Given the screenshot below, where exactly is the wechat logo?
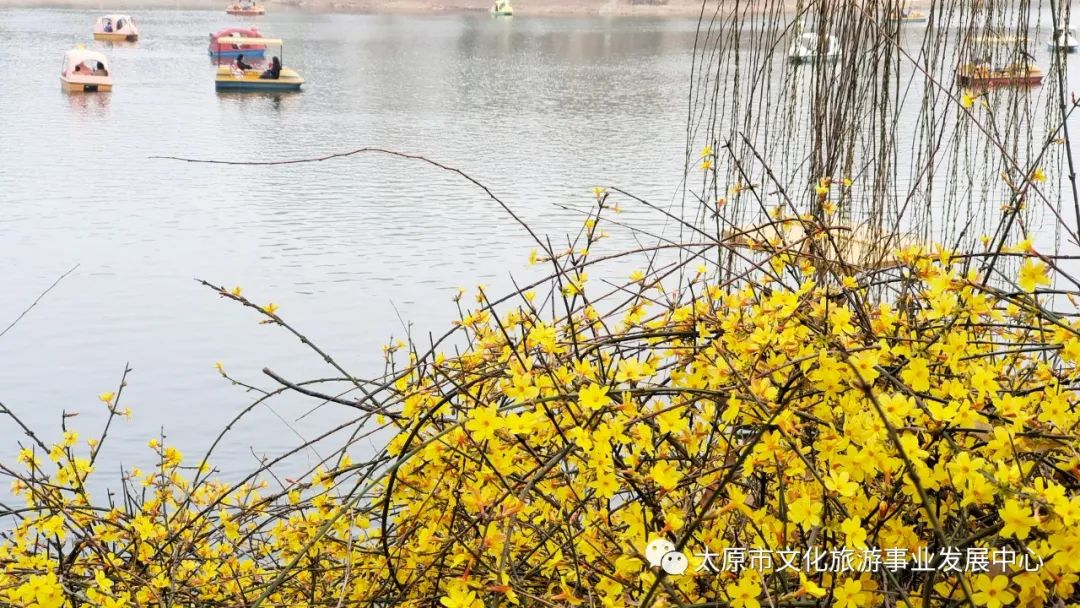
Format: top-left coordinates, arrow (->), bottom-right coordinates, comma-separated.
645,539 -> 689,575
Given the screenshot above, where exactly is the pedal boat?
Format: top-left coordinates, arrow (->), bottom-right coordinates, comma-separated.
209,27 -> 267,57
1049,28 -> 1079,52
60,48 -> 113,92
214,37 -> 302,91
226,3 -> 266,15
93,15 -> 139,42
888,9 -> 928,23
789,32 -> 840,63
956,60 -> 1044,87
490,0 -> 513,16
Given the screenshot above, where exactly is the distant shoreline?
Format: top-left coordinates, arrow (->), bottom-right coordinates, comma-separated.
3,0 -> 933,18
3,0 -> 720,17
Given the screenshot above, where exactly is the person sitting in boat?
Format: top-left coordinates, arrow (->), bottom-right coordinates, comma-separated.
260,56 -> 282,79
235,54 -> 252,71
93,61 -> 108,76
103,18 -> 113,32
116,18 -> 125,30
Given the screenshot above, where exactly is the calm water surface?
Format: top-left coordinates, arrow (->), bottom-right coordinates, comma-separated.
0,8 -> 697,478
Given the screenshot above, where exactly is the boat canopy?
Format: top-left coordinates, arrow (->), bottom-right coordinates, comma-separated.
95,15 -> 137,32
217,37 -> 282,46
62,49 -> 109,73
795,32 -> 833,45
213,27 -> 261,38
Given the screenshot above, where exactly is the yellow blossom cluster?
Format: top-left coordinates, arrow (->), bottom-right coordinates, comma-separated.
0,215 -> 1078,608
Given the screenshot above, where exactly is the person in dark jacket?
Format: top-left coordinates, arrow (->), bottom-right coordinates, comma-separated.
235,54 -> 253,71
260,56 -> 281,79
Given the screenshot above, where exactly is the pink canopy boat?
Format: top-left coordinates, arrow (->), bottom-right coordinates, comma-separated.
61,48 -> 113,92
208,26 -> 267,58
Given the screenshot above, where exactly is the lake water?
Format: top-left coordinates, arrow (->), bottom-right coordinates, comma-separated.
0,8 -> 698,479
1,6 -> 1078,484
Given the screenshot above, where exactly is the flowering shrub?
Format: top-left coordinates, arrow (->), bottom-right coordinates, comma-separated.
1,200 -> 1078,608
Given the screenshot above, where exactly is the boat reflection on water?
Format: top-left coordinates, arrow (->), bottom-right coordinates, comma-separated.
215,90 -> 298,111
65,89 -> 111,115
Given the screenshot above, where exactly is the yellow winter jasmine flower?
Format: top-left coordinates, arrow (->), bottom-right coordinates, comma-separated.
726,574 -> 761,608
1011,237 -> 1035,253
578,383 -> 611,411
37,514 -> 66,540
961,91 -> 975,109
163,446 -> 183,467
465,405 -> 501,442
1061,338 -> 1080,363
999,499 -> 1038,539
98,392 -> 115,405
131,515 -> 156,540
94,570 -> 113,592
615,358 -> 653,383
1017,259 -> 1050,292
17,448 -> 37,466
810,352 -> 844,395
650,460 -> 680,491
840,517 -> 867,548
61,431 -> 78,448
833,578 -> 865,608
262,302 -> 279,315
972,574 -> 1015,608
504,373 -> 539,403
526,323 -> 558,352
826,470 -> 859,497
798,573 -> 827,598
848,349 -> 880,384
900,357 -> 931,392
591,471 -> 620,499
440,581 -> 481,608
1031,167 -> 1047,183
879,392 -> 913,422
789,495 -> 823,527
11,573 -> 64,608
